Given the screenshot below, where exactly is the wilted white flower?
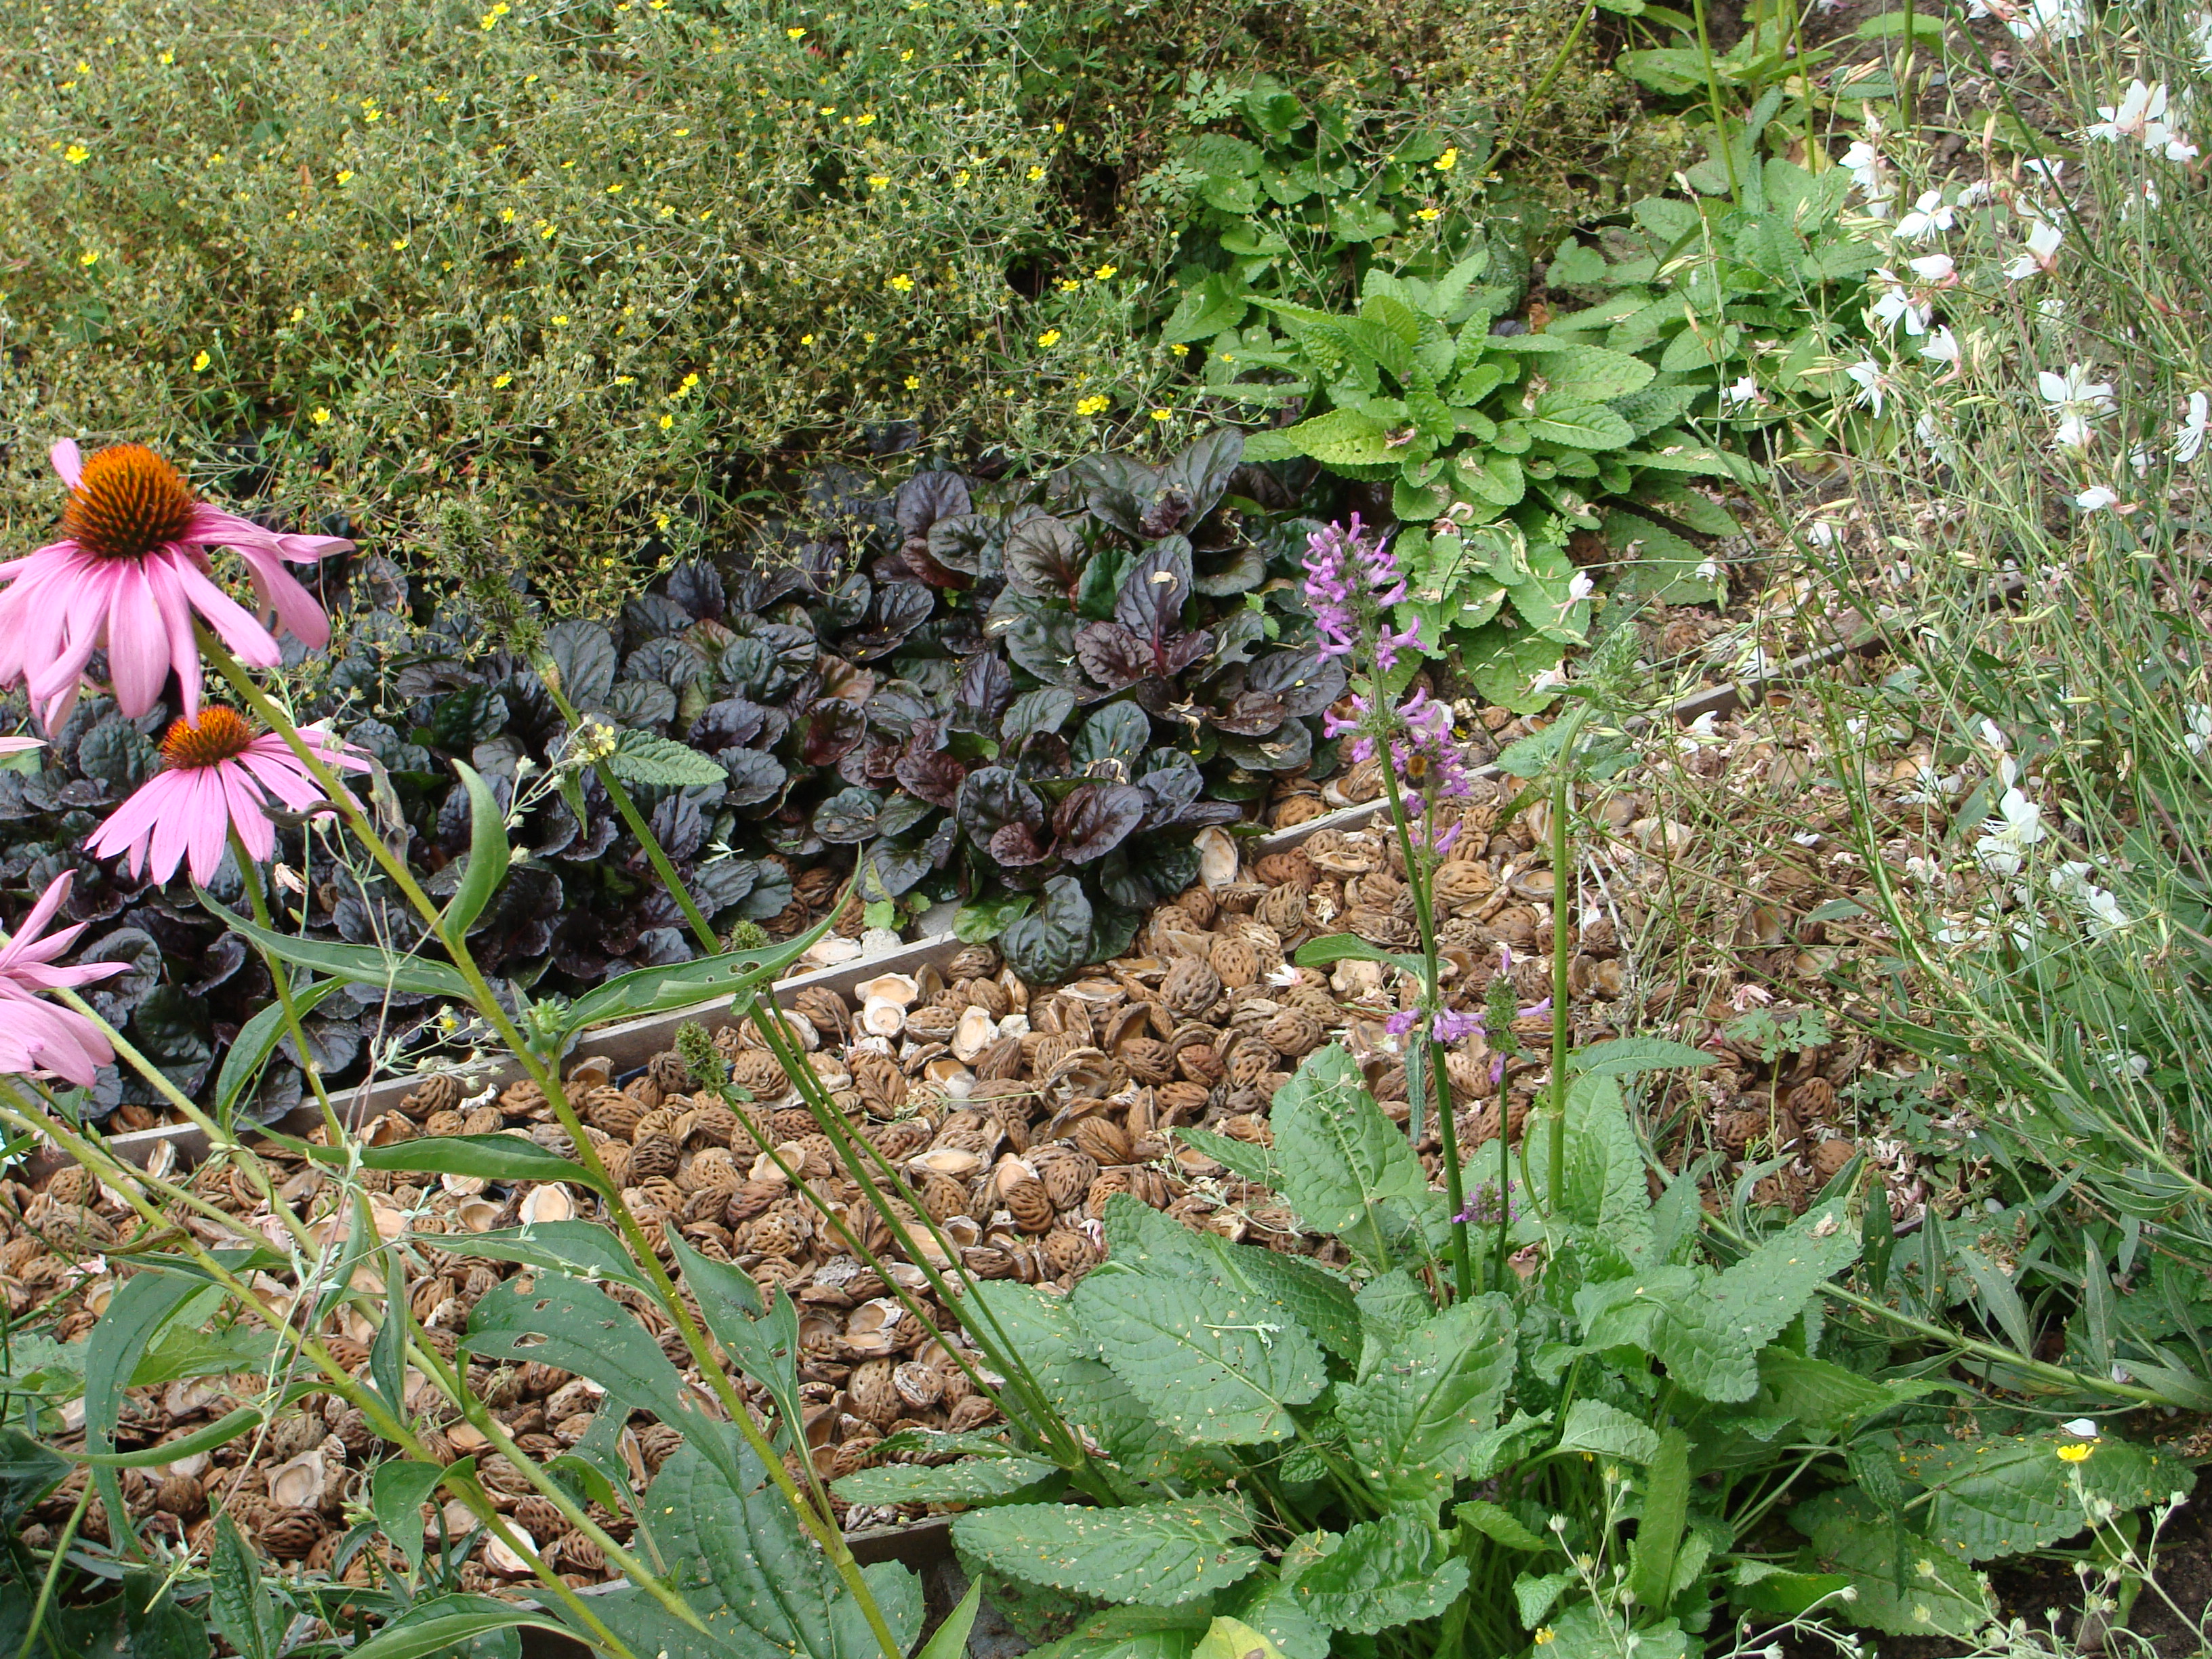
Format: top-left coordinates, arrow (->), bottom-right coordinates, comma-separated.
1721,373 -> 1764,407
2182,703 -> 2212,756
1916,411 -> 1957,464
2038,363 -> 2116,449
1895,190 -> 1956,240
2062,1419 -> 2100,1439
1920,326 -> 1962,367
2175,392 -> 2210,463
1967,0 -> 2087,41
1566,571 -> 1595,601
2074,484 -> 2120,511
2050,861 -> 2130,936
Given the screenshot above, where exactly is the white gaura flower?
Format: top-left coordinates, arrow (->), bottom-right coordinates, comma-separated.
1975,774 -> 2045,878
2074,484 -> 2120,511
2038,363 -> 2116,449
1917,411 -> 1957,464
1721,374 -> 1763,407
2050,861 -> 2130,937
1847,357 -> 1890,415
1905,252 -> 1958,284
2089,79 -> 2169,144
1896,190 -> 1956,240
2196,10 -> 2212,70
2004,214 -> 2065,280
2183,703 -> 2212,756
1920,326 -> 1962,367
1968,0 -> 2087,40
2175,391 -> 2211,463
1868,270 -> 1932,335
1566,571 -> 1595,602
1840,137 -> 1896,215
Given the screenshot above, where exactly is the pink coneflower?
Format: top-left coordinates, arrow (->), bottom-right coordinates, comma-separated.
0,737 -> 42,759
85,706 -> 369,886
0,872 -> 125,1088
0,441 -> 352,731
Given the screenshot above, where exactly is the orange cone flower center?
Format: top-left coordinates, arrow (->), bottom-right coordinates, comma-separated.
60,445 -> 197,560
160,706 -> 258,769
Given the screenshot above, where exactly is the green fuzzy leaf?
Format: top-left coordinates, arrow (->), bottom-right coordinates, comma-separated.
1513,1570 -> 1572,1628
1240,408 -> 1397,467
1176,1126 -> 1281,1190
1556,1397 -> 1662,1464
1542,1604 -> 1686,1659
1165,278 -> 1250,346
1456,1500 -> 1547,1552
1601,508 -> 1723,605
605,726 -> 728,786
1521,401 -> 1635,451
1793,1492 -> 1992,1637
207,1515 -> 280,1659
1072,1263 -> 1328,1443
1531,343 -> 1656,401
1755,1351 -> 1939,1432
1292,1512 -> 1469,1635
833,1454 -> 1059,1506
1336,1294 -> 1515,1500
1271,1045 -> 1431,1263
1651,1202 -> 1860,1401
461,1273 -> 690,1422
953,1497 -> 1261,1605
1292,933 -> 1425,976
1026,1605 -> 1211,1659
1571,1038 -> 1715,1077
1894,1433 -> 2192,1563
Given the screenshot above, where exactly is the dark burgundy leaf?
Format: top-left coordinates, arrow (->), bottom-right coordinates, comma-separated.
845,581 -> 936,661
1114,539 -> 1194,643
895,745 -> 968,809
666,562 -> 724,619
926,513 -> 998,578
990,821 -> 1057,867
878,791 -> 937,838
1004,610 -> 1085,689
1003,515 -> 1084,600
999,875 -> 1096,985
691,698 -> 771,752
1053,783 -> 1148,863
894,471 -> 972,536
1211,690 -> 1290,736
953,652 -> 1015,733
1002,687 -> 1076,747
956,766 -> 1045,842
800,699 -> 867,766
863,840 -> 933,899
1160,428 -> 1245,521
1074,622 -> 1151,691
812,787 -> 882,843
1248,648 -> 1345,717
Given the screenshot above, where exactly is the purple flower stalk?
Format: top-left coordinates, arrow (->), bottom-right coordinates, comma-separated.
1385,1005 -> 1488,1044
1455,1183 -> 1516,1227
1303,515 -> 1407,667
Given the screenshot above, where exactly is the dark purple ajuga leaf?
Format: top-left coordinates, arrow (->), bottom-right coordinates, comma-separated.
720,747 -> 788,808
651,791 -> 707,861
1002,687 -> 1076,748
865,680 -> 941,735
1073,622 -> 1151,692
844,581 -> 935,661
812,786 -> 882,844
666,562 -> 725,620
998,875 -> 1096,985
1162,628 -> 1214,676
1210,689 -> 1291,737
953,652 -> 1015,734
894,744 -> 968,809
877,791 -> 937,838
863,840 -> 933,899
691,698 -> 772,752
1003,609 -> 1086,689
926,513 -> 998,577
956,766 -> 1046,843
989,821 -> 1057,867
800,699 -> 867,766
1114,539 -> 1194,644
1160,428 -> 1245,522
813,571 -> 874,631
817,656 -> 878,703
839,735 -> 903,788
1247,647 -> 1345,717
1003,514 -> 1084,602
1072,700 -> 1151,771
895,471 -> 973,537
623,594 -> 694,639
1053,782 -> 1148,863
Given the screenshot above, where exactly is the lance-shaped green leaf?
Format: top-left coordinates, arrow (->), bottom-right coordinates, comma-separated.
434,1221 -> 655,1294
953,1496 -> 1261,1605
1291,934 -> 1425,977
215,976 -> 342,1119
373,1459 -> 449,1583
1627,1428 -> 1689,1612
1652,1202 -> 1860,1401
308,1132 -> 610,1195
558,903 -> 838,1036
444,760 -> 511,936
1755,1351 -> 1940,1433
1072,1264 -> 1327,1444
669,1231 -> 805,1448
201,895 -> 472,1000
84,1266 -> 203,1552
207,1515 -> 279,1659
343,1595 -> 568,1659
460,1273 -> 690,1423
0,1429 -> 67,1530
1292,1512 -> 1469,1635
1335,1294 -> 1516,1500
1025,1604 -> 1212,1659
1570,1038 -> 1715,1078
832,1453 -> 1058,1507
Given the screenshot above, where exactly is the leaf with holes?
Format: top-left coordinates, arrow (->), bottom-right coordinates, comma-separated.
952,1496 -> 1260,1605
1271,1046 -> 1431,1264
1291,1512 -> 1469,1635
1336,1294 -> 1517,1500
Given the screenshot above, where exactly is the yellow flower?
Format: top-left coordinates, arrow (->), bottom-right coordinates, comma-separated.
1416,207 -> 1440,221
479,1 -> 510,26
787,25 -> 807,37
1036,329 -> 1061,348
900,47 -> 913,59
955,169 -> 970,186
615,374 -> 636,384
607,182 -> 623,193
800,333 -> 815,346
904,375 -> 920,389
310,407 -> 332,424
888,274 -> 914,292
1026,165 -> 1045,181
79,249 -> 98,267
493,371 -> 512,387
1076,394 -> 1109,415
681,372 -> 699,388
1056,277 -> 1080,292
64,144 -> 89,165
659,204 -> 676,217
290,306 -> 305,322
1149,407 -> 1171,422
1170,342 -> 1188,356
868,174 -> 891,190
552,314 -> 570,325
1435,146 -> 1458,173
336,169 -> 354,184
819,105 -> 836,115
2057,1443 -> 2093,1463
674,127 -> 690,136
658,413 -> 674,429
855,112 -> 875,126
390,236 -> 409,251
1534,1630 -> 1555,1647
192,350 -> 211,372
540,223 -> 557,239
1094,264 -> 1117,279
501,207 -> 516,223
863,331 -> 878,343
159,49 -> 174,64
1053,121 -> 1066,134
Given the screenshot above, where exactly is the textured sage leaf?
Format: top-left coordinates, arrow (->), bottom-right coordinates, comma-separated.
952,1497 -> 1260,1605
1291,1512 -> 1468,1635
1651,1202 -> 1859,1401
1335,1294 -> 1515,1500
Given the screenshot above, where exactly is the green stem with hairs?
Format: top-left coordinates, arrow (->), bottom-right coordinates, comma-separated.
1547,747 -> 1576,1214
193,630 -> 907,1659
226,822 -> 343,1141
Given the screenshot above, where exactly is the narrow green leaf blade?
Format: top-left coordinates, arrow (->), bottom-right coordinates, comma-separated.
445,760 -> 511,936
373,1459 -> 447,1582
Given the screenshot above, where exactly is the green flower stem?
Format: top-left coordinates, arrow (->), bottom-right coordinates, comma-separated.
592,758 -> 722,956
226,823 -> 343,1142
11,1481 -> 92,1659
743,1000 -> 1107,1485
1547,752 -> 1574,1215
0,1086 -> 667,1658
195,633 -> 906,1659
1691,0 -> 1741,203
1374,738 -> 1473,1300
